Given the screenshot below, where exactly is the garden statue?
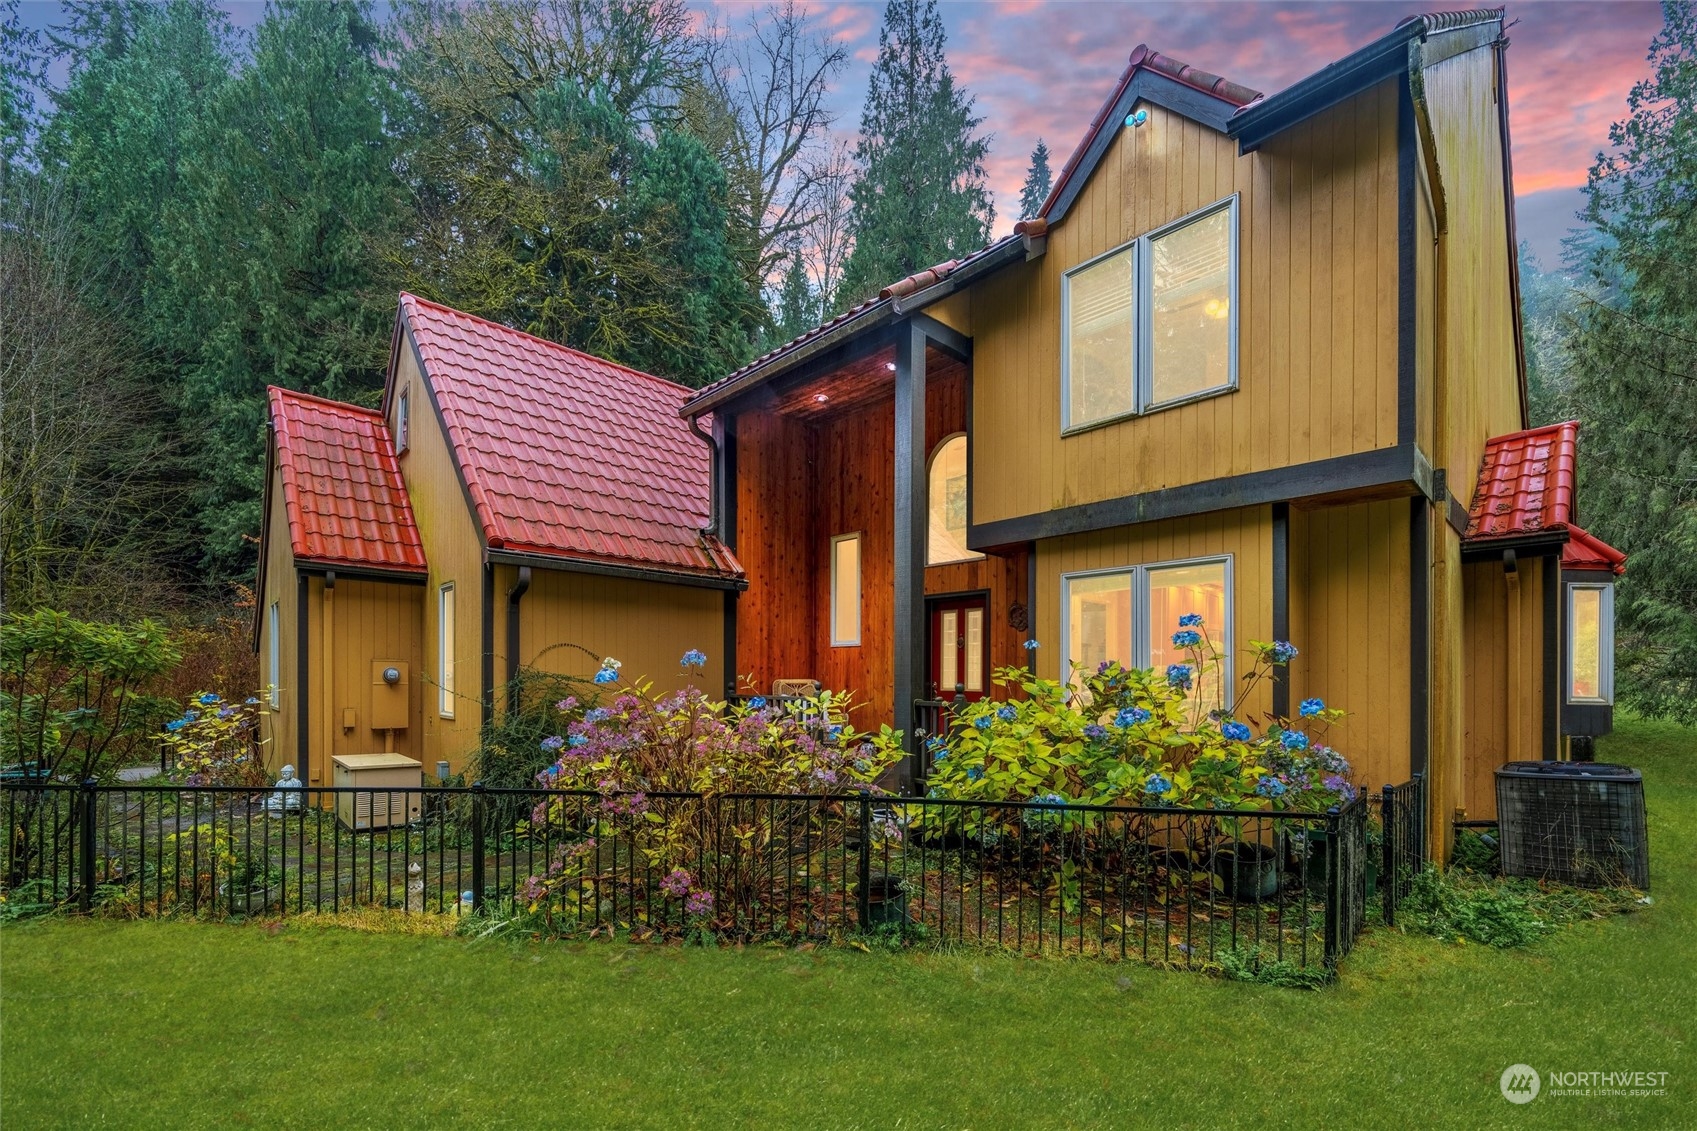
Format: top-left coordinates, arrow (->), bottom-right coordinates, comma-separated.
266,764 -> 304,815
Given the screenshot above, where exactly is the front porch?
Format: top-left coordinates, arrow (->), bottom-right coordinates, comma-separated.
703,314 -> 1029,789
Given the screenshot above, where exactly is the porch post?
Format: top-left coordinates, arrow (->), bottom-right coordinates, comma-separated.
892,321 -> 927,793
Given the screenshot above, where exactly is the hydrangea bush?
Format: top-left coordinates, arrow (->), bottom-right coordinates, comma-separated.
920,619 -> 1356,815
162,691 -> 270,788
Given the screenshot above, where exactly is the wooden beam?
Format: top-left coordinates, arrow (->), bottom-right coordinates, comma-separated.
892,321 -> 928,791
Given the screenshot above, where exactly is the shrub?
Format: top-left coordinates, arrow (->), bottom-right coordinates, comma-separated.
162,691 -> 269,787
1396,866 -> 1640,947
923,618 -> 1357,814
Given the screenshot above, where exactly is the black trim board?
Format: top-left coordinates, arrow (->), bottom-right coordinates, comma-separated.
1409,497 -> 1430,778
485,548 -> 747,592
480,563 -> 494,729
294,563 -> 428,586
968,443 -> 1429,550
1542,553 -> 1559,758
1046,70 -> 1239,224
296,570 -> 310,785
1271,503 -> 1290,719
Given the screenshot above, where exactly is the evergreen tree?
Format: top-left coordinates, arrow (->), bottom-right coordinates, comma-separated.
1,0 -> 45,175
152,0 -> 403,573
1018,138 -> 1051,220
772,247 -> 817,344
835,0 -> 991,309
1564,5 -> 1697,722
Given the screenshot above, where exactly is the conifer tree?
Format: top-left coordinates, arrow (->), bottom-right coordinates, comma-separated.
1018,138 -> 1051,220
835,0 -> 991,309
773,247 -> 817,343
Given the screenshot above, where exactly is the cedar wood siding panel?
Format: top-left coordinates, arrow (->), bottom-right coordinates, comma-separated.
302,576 -> 426,783
734,410 -> 819,699
1034,505 -> 1275,726
1289,499 -> 1413,797
502,565 -> 726,699
967,80 -> 1401,528
390,339 -> 487,771
1461,557 -> 1547,819
259,460 -> 299,773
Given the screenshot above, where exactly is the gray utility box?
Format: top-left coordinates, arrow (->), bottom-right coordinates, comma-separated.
333,753 -> 423,832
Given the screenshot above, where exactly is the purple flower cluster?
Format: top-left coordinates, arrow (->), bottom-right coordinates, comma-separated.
660,868 -> 693,898
684,890 -> 714,917
1269,641 -> 1299,663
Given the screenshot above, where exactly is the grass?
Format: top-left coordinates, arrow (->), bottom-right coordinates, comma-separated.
2,716 -> 1693,1129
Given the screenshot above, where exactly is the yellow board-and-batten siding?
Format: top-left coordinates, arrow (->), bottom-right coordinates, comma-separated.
258,460 -> 299,770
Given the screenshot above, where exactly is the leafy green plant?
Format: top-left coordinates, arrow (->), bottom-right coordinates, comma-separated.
1396,866 -> 1640,948
1217,946 -> 1332,990
162,691 -> 269,787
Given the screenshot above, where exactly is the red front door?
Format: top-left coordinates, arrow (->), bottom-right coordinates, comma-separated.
929,597 -> 989,702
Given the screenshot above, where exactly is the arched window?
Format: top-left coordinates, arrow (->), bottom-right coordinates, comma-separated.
928,434 -> 981,565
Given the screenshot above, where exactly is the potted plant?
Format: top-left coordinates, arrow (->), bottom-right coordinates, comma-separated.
1212,840 -> 1280,901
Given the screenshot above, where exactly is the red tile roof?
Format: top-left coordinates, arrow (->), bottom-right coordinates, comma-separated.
1562,526 -> 1627,575
398,294 -> 742,581
1464,420 -> 1579,542
1038,44 -> 1261,221
268,387 -> 426,574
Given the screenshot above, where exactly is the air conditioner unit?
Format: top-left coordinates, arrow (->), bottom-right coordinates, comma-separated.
1495,761 -> 1648,889
333,753 -> 423,832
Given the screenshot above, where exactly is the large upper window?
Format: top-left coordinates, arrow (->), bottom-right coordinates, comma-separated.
1567,583 -> 1614,704
927,434 -> 982,565
1062,196 -> 1239,430
830,533 -> 862,646
1062,557 -> 1232,709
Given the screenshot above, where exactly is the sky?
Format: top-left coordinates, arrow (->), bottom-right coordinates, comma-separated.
18,1 -> 1664,267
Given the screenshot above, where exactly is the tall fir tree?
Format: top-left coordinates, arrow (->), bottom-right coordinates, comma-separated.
1564,4 -> 1697,722
835,0 -> 991,309
1018,138 -> 1051,220
772,247 -> 817,344
152,0 -> 403,573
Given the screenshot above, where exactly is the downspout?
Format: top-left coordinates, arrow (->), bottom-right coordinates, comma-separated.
323,570 -> 336,774
687,414 -> 720,538
1503,550 -> 1523,760
506,566 -> 532,715
296,571 -> 310,790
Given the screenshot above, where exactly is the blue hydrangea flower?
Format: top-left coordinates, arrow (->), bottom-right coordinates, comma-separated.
568,735 -> 588,749
1178,613 -> 1203,627
593,668 -> 618,685
1280,730 -> 1310,751
1144,773 -> 1173,797
1171,629 -> 1202,648
1022,639 -> 1040,651
165,718 -> 188,733
245,697 -> 260,706
747,696 -> 767,709
1270,641 -> 1299,663
198,693 -> 221,706
541,735 -> 566,752
972,715 -> 992,730
1221,721 -> 1252,742
1032,792 -> 1066,808
584,707 -> 609,724
826,724 -> 844,742
1083,724 -> 1109,740
184,709 -> 200,721
1323,774 -> 1356,802
966,766 -> 984,781
1166,664 -> 1193,690
681,649 -> 707,668
1114,706 -> 1151,728
1255,775 -> 1288,799
996,704 -> 1017,722
1299,697 -> 1325,717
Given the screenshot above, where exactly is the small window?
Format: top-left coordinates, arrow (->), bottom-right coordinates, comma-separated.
1063,196 -> 1239,430
830,534 -> 861,646
396,388 -> 410,454
267,602 -> 280,709
1567,583 -> 1614,705
438,582 -> 456,717
927,434 -> 982,565
1061,556 -> 1232,710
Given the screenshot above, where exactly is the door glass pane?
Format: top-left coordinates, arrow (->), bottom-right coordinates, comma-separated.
940,610 -> 958,694
1066,247 -> 1134,426
928,436 -> 979,564
964,608 -> 984,692
1570,587 -> 1602,701
1147,561 -> 1228,709
832,535 -> 861,644
1066,573 -> 1132,690
1149,207 -> 1232,405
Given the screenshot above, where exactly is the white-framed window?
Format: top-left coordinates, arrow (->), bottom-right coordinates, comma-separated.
927,434 -> 982,566
830,533 -> 862,646
438,582 -> 456,717
1061,556 -> 1233,708
267,602 -> 280,709
1062,195 -> 1239,431
1567,582 -> 1614,705
396,387 -> 410,453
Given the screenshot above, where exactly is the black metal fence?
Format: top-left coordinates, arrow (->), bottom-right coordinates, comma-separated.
1379,773 -> 1426,926
4,780 -> 1370,974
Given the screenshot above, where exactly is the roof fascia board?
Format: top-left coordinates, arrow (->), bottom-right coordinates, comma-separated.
294,562 -> 428,585
487,547 -> 748,592
686,306 -> 901,418
1231,29 -> 1413,152
1045,71 -> 1238,225
252,421 -> 279,652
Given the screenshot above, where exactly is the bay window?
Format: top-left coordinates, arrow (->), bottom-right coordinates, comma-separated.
1567,582 -> 1614,705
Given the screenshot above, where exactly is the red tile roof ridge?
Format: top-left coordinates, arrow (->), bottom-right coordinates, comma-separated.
398,292 -> 694,399
1475,418 -> 1580,445
1562,525 -> 1627,575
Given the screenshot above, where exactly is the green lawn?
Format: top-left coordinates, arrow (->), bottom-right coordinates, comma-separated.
3,718 -> 1693,1130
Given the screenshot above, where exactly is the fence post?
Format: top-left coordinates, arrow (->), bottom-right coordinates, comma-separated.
1322,806 -> 1341,972
78,779 -> 98,914
470,781 -> 486,914
1381,783 -> 1396,927
856,790 -> 872,932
